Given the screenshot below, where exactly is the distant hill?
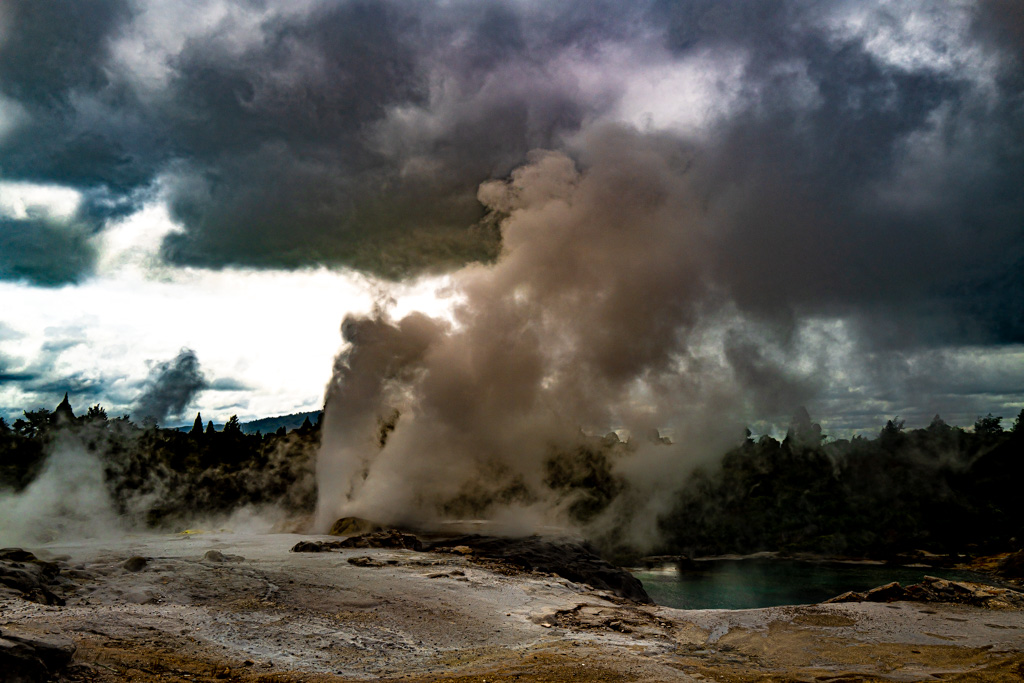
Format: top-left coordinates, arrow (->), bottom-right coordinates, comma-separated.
241,410 -> 322,435
169,410 -> 322,434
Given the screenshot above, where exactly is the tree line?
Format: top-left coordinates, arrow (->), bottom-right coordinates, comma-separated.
2,395 -> 1022,559
0,396 -> 320,527
654,408 -> 1024,559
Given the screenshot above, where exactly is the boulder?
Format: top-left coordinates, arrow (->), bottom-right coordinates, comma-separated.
0,549 -> 65,606
291,541 -> 331,553
0,629 -> 76,682
0,637 -> 47,683
123,556 -> 148,572
203,550 -> 244,563
824,590 -> 867,604
865,582 -> 908,602
338,530 -> 424,551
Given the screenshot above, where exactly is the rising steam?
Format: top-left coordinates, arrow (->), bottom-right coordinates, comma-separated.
133,348 -> 207,425
316,130 -> 814,548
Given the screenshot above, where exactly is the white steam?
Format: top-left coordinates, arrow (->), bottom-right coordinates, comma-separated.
0,435 -> 122,546
315,129 -> 816,549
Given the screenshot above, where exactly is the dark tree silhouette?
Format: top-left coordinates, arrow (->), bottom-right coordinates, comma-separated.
975,413 -> 1004,436
53,393 -> 76,424
223,415 -> 242,435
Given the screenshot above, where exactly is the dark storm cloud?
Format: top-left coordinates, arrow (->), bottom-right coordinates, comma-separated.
0,182 -> 148,286
207,377 -> 252,392
0,0 -> 1021,347
156,0 -> 608,277
0,0 -> 147,190
632,1 -> 1024,347
0,350 -> 36,384
132,348 -> 207,424
0,214 -> 98,286
0,0 -> 615,279
0,332 -> 105,406
28,374 -> 106,398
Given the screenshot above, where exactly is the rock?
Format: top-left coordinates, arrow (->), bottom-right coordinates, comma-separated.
823,590 -> 867,604
865,582 -> 908,602
823,576 -> 1024,609
291,541 -> 325,553
123,556 -> 148,572
0,637 -> 48,682
0,629 -> 76,682
998,550 -> 1024,579
0,549 -> 65,605
347,556 -> 385,568
427,535 -> 652,604
0,549 -> 39,562
338,530 -> 424,552
329,517 -> 383,536
291,530 -> 650,602
290,540 -> 346,553
203,550 -> 244,563
1,631 -> 75,671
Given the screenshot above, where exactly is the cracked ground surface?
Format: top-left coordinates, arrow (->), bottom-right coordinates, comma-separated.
3,532 -> 1023,682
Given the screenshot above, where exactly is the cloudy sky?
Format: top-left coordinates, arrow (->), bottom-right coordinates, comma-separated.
0,0 -> 1021,435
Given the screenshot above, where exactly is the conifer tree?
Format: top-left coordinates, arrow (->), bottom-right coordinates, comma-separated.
190,413 -> 204,436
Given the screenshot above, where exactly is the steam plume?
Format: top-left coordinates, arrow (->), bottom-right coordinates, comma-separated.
316,133 -> 814,547
133,348 -> 206,424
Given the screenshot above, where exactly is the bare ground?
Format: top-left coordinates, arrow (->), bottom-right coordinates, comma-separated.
3,532 -> 1023,682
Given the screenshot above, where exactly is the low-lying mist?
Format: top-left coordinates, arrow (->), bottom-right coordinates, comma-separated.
0,414 -> 319,548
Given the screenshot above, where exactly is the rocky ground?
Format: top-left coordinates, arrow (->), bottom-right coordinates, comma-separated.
2,531 -> 1024,682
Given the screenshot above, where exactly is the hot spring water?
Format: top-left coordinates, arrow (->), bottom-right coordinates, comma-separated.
631,559 -> 992,610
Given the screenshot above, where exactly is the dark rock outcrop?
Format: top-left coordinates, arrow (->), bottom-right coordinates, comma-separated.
0,548 -> 65,605
824,575 -> 1024,609
123,556 -> 149,572
998,550 -> 1024,579
0,629 -> 76,682
291,540 -> 352,552
338,529 -> 424,551
426,535 -> 652,604
297,524 -> 652,604
203,550 -> 244,563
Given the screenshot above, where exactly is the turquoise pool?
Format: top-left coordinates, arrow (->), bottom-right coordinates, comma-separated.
631,559 -> 991,610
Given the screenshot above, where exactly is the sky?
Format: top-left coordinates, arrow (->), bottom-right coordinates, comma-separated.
0,0 -> 1022,436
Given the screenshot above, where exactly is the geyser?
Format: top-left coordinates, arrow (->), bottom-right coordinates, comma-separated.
315,131 -> 814,549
